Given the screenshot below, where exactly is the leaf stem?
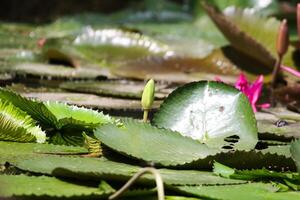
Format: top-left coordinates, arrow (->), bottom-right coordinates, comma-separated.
109,167 -> 164,200
143,109 -> 149,123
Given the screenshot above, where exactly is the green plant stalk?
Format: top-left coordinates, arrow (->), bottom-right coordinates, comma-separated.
143,109 -> 149,123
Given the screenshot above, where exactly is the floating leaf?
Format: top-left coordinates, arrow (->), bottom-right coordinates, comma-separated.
22,92 -> 163,111
0,175 -> 114,198
202,2 -> 295,73
291,140 -> 300,173
213,161 -> 300,183
44,101 -> 113,130
60,80 -> 168,99
94,119 -> 220,166
0,141 -> 88,164
256,111 -> 300,139
111,50 -> 241,83
0,87 -> 56,128
173,183 -> 300,200
153,81 -> 257,150
0,100 -> 45,143
42,28 -> 174,68
8,155 -> 245,186
1,63 -> 106,80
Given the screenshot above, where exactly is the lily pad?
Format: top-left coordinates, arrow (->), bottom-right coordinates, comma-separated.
111,49 -> 241,83
60,80 -> 169,99
0,141 -> 88,164
0,100 -> 46,143
8,155 -> 245,186
42,28 -> 174,68
94,119 -> 220,166
0,175 -> 114,198
153,81 -> 258,150
22,92 -> 163,111
202,2 -> 295,71
173,183 -> 300,200
291,140 -> 300,172
1,63 -> 107,80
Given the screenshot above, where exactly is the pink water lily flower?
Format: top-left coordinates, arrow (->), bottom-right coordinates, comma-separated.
234,73 -> 270,112
215,74 -> 270,112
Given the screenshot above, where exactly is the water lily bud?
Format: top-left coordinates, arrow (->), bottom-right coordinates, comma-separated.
141,79 -> 155,110
297,4 -> 300,40
276,19 -> 289,56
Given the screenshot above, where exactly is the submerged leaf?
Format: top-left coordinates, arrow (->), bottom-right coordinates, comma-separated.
153,81 -> 258,150
94,119 -> 220,166
0,100 -> 46,143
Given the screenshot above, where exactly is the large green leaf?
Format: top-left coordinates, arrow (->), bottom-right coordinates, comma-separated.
0,88 -> 115,137
291,140 -> 300,173
174,183 -> 300,200
0,175 -> 114,198
0,88 -> 56,128
94,119 -> 220,166
60,80 -> 168,99
202,2 -> 295,71
8,156 -> 245,186
213,161 -> 300,184
42,28 -> 174,68
0,141 -> 88,164
153,81 -> 257,150
1,62 -> 107,80
0,100 -> 46,143
44,101 -> 114,130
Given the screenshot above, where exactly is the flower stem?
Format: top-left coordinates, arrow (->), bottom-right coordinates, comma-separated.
143,109 -> 149,123
109,167 -> 164,200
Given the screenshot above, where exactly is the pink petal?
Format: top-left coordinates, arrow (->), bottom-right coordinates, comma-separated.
248,75 -> 264,105
235,73 -> 249,93
251,103 -> 257,113
256,103 -> 271,109
281,65 -> 300,78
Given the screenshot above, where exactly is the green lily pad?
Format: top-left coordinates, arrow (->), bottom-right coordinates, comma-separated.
0,141 -> 88,164
256,110 -> 300,139
153,81 -> 258,150
291,140 -> 300,173
213,161 -> 300,183
8,155 -> 245,186
0,100 -> 46,143
22,92 -> 163,110
60,80 -> 169,99
1,63 -> 107,80
94,119 -> 220,166
111,49 -> 241,83
202,2 -> 295,72
0,175 -> 114,198
42,28 -> 174,68
173,183 -> 300,200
